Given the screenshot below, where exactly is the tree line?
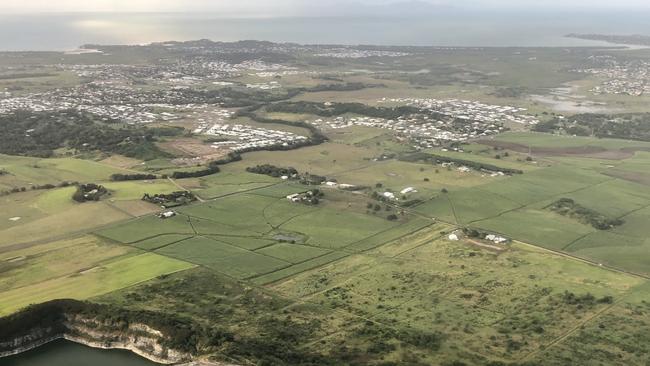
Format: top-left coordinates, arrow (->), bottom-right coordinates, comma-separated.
534,113 -> 650,142
0,181 -> 77,197
400,152 -> 524,175
170,152 -> 242,179
264,101 -> 442,121
246,164 -> 298,178
110,173 -> 158,181
546,198 -> 624,230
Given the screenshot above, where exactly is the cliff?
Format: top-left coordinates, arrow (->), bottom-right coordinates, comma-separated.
0,299 -> 238,366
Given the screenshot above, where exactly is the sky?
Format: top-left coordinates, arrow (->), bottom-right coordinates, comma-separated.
1,0 -> 650,15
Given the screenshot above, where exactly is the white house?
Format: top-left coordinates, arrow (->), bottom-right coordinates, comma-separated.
400,187 -> 417,195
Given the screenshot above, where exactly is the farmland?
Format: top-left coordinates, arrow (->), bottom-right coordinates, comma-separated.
1,41 -> 650,365
0,235 -> 194,316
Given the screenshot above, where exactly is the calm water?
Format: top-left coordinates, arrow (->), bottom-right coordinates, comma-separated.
2,11 -> 650,51
0,340 -> 160,366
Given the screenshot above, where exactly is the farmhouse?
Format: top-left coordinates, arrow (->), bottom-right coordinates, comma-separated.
286,193 -> 302,203
400,187 -> 417,195
158,211 -> 177,219
485,234 -> 509,244
286,190 -> 325,205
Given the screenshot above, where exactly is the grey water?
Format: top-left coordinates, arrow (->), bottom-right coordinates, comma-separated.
2,11 -> 650,51
0,340 -> 160,366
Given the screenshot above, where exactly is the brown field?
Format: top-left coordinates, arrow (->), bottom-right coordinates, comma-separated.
602,169 -> 650,186
158,138 -> 231,165
478,139 -> 650,160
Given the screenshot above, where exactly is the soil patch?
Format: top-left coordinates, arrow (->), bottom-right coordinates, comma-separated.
478,139 -> 649,160
602,169 -> 650,186
158,138 -> 231,166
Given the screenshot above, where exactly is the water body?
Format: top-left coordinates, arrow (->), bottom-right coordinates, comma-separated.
2,11 -> 650,51
0,340 -> 160,366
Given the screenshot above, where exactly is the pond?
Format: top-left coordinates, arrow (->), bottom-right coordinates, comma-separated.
0,340 -> 161,366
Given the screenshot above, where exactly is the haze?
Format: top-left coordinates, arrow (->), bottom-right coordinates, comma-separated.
2,0 -> 650,15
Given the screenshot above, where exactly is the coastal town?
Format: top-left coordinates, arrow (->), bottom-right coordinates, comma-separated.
572,55 -> 650,96
310,97 -> 537,147
386,98 -> 539,125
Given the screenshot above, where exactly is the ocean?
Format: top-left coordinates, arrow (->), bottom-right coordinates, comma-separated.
2,10 -> 650,51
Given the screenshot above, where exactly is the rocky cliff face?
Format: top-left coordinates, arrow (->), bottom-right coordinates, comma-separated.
0,299 -> 240,366
63,315 -> 191,364
0,315 -> 191,364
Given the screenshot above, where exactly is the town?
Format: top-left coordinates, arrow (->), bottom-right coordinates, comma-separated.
198,123 -> 308,152
572,55 -> 650,96
309,97 -> 537,147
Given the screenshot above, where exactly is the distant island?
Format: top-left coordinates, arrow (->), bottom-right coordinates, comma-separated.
566,33 -> 650,46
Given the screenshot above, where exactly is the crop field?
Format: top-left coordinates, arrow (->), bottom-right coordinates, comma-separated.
388,133 -> 650,275
0,182 -> 176,248
0,155 -> 135,188
95,181 -> 432,283
0,235 -> 194,316
225,142 -> 383,176
157,236 -> 289,279
191,169 -> 280,199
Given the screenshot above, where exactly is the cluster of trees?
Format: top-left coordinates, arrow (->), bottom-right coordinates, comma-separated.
178,87 -> 304,108
0,110 -> 175,160
170,153 -> 242,179
355,322 -> 444,354
561,291 -> 614,306
211,152 -> 243,165
400,152 -> 524,175
547,198 -> 624,230
490,87 -> 529,99
534,113 -> 650,142
235,105 -> 328,146
72,183 -> 108,202
366,200 -> 403,221
0,181 -> 77,197
300,173 -> 328,185
175,81 -> 379,109
265,101 -> 437,120
462,227 -> 508,242
246,164 -> 298,178
171,164 -> 220,179
304,189 -> 324,205
142,191 -> 196,208
304,82 -> 384,93
110,173 -> 158,181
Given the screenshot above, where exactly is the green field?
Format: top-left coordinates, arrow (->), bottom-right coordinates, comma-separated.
0,235 -> 194,316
